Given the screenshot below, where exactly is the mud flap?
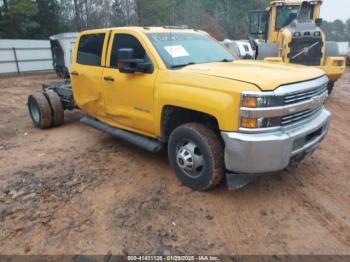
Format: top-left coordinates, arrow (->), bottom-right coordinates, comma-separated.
225,173 -> 258,191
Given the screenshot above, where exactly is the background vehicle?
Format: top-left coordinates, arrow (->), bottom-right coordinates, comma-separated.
27,27 -> 331,191
222,39 -> 255,59
337,42 -> 349,57
249,0 -> 346,94
50,32 -> 78,78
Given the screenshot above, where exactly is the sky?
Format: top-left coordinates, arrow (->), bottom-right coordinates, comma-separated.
320,0 -> 350,22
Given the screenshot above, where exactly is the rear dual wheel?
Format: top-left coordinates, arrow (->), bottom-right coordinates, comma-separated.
46,91 -> 64,126
27,92 -> 64,129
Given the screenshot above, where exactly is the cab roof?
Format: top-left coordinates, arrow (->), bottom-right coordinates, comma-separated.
270,0 -> 322,5
79,26 -> 207,35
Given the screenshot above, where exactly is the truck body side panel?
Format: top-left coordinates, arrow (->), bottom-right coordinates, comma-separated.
70,30 -> 110,119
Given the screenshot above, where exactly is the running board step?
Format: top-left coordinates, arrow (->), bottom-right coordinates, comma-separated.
80,116 -> 163,153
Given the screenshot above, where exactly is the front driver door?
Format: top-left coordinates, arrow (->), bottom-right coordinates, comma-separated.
102,31 -> 158,136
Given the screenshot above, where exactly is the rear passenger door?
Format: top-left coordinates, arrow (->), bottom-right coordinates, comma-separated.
103,31 -> 158,136
70,31 -> 109,118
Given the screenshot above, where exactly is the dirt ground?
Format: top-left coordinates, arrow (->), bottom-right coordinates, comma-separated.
0,70 -> 350,256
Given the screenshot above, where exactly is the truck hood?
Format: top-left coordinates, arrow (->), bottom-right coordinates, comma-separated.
183,60 -> 325,91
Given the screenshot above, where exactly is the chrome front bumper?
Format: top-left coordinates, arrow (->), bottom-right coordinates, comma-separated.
221,108 -> 331,174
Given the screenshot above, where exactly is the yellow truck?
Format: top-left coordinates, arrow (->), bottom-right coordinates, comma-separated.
249,0 -> 346,94
27,27 -> 331,190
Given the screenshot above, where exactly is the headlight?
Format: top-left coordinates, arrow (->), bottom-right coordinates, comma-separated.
240,93 -> 283,129
241,117 -> 281,128
242,94 -> 283,108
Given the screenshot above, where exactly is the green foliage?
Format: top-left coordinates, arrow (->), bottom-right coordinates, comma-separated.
0,0 -> 39,38
130,0 -> 270,39
0,0 -> 349,41
30,0 -> 68,38
0,0 -> 67,39
321,19 -> 350,41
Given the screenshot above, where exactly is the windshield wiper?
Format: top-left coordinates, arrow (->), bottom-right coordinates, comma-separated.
220,59 -> 234,62
170,62 -> 196,69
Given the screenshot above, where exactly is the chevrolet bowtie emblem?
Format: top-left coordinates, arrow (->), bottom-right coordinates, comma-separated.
312,96 -> 322,106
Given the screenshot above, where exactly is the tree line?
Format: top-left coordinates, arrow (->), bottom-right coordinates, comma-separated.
0,0 -> 271,39
1,0 -> 350,42
321,19 -> 350,42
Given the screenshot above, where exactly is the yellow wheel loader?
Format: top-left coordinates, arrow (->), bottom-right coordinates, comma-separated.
249,0 -> 346,94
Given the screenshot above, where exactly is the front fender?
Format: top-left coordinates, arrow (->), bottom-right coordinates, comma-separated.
154,83 -> 241,135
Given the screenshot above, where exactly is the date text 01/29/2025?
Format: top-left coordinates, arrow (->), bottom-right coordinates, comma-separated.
127,255 -> 220,261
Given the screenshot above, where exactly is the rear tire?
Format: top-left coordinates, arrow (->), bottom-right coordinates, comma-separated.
46,91 -> 64,126
27,93 -> 53,129
328,82 -> 335,95
168,123 -> 224,191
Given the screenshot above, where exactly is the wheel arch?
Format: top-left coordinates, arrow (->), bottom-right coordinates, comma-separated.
160,105 -> 221,143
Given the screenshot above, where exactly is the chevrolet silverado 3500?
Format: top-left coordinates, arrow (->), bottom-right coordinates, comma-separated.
27,27 -> 331,190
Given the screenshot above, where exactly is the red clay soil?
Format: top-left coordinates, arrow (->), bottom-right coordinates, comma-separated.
0,71 -> 350,255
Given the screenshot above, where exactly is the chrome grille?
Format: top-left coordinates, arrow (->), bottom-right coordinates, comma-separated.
281,106 -> 323,126
284,83 -> 328,105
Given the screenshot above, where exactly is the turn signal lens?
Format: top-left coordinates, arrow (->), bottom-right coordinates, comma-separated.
242,97 -> 257,108
241,118 -> 257,128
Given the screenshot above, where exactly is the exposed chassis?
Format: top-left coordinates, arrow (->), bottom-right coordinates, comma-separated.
42,81 -> 75,110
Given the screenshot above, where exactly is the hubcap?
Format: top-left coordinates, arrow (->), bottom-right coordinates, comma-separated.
30,101 -> 40,123
176,140 -> 204,178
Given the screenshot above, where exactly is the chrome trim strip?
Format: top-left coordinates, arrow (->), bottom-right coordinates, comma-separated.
239,126 -> 281,133
274,75 -> 329,96
240,75 -> 329,97
240,91 -> 327,118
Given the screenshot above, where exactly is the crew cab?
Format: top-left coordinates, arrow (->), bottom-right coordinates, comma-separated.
27,27 -> 331,190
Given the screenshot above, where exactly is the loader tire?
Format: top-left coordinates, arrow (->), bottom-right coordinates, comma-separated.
168,123 -> 224,191
27,93 -> 53,129
46,91 -> 64,126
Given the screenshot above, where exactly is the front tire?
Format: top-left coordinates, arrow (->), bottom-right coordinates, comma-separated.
168,123 -> 224,191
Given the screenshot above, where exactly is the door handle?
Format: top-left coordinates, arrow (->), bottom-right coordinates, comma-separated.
71,71 -> 79,76
104,76 -> 115,82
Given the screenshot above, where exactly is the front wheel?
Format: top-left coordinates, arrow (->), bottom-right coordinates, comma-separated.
168,123 -> 224,191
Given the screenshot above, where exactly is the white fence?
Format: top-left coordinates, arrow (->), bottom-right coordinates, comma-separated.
0,39 -> 54,75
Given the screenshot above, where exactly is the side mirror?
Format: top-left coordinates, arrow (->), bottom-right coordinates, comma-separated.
315,18 -> 323,27
117,48 -> 153,74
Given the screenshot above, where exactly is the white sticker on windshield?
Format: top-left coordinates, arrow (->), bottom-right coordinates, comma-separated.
164,45 -> 189,58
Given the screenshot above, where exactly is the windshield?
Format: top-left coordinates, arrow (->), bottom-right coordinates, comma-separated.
275,5 -> 314,30
147,33 -> 235,68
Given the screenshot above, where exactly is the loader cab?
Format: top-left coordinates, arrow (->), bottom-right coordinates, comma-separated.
249,10 -> 269,41
249,0 -> 322,43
